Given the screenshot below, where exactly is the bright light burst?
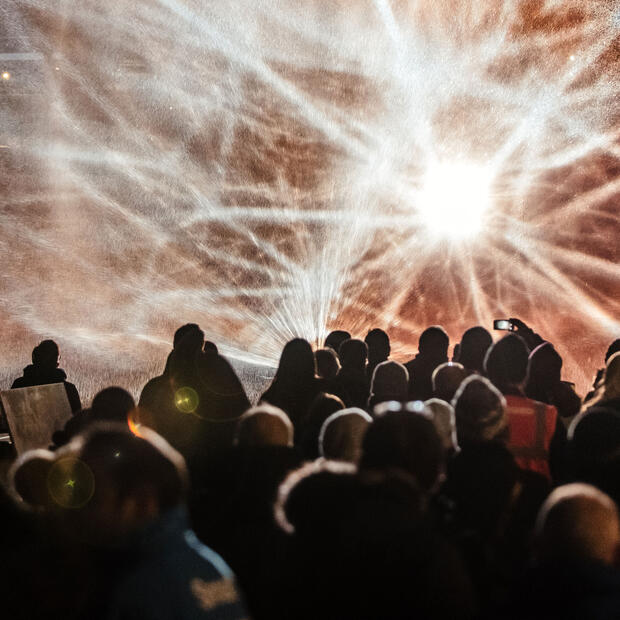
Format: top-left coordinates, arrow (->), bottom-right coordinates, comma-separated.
416,161 -> 492,240
1,0 -> 619,396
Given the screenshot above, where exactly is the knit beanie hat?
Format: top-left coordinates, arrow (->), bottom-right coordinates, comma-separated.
452,375 -> 509,447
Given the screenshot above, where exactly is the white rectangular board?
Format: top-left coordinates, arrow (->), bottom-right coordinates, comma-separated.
0,383 -> 72,454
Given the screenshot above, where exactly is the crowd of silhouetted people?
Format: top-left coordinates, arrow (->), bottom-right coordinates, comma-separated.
1,319 -> 620,619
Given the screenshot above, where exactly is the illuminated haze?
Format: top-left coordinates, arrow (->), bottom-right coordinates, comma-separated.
1,0 -> 619,400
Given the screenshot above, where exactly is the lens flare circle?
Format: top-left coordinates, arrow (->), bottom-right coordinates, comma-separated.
47,457 -> 95,509
174,386 -> 200,414
417,161 -> 492,240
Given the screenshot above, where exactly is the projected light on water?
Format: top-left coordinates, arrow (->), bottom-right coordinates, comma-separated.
1,1 -> 619,398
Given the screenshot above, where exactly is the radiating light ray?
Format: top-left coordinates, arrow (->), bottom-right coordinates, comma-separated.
1,0 -> 619,398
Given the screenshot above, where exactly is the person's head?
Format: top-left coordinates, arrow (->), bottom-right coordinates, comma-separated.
91,387 -> 135,424
275,459 -> 357,536
173,323 -> 201,348
568,404 -> 620,482
603,351 -> 620,401
167,326 -> 205,381
173,324 -> 204,355
319,408 -> 373,464
605,339 -> 620,363
535,483 -> 620,566
315,347 -> 340,380
370,361 -> 409,403
275,460 -> 423,540
32,340 -> 59,369
324,330 -> 351,356
431,362 -> 466,403
203,340 -> 218,354
526,342 -> 562,396
365,328 -> 390,363
275,461 -> 470,620
452,375 -> 508,447
456,326 -> 492,373
338,339 -> 368,372
275,338 -> 316,384
10,449 -> 55,508
54,424 -> 187,545
418,326 -> 449,359
361,402 -> 444,493
424,399 -> 458,454
301,393 -> 345,459
484,333 -> 529,393
235,405 -> 293,448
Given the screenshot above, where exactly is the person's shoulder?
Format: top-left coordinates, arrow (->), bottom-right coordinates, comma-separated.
11,376 -> 26,388
139,374 -> 168,402
107,528 -> 247,619
183,529 -> 235,579
404,357 -> 417,368
181,531 -> 248,616
529,397 -> 557,417
64,380 -> 80,395
505,395 -> 557,423
584,399 -> 620,418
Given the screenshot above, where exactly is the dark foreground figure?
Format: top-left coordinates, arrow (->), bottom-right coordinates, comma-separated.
2,320 -> 620,620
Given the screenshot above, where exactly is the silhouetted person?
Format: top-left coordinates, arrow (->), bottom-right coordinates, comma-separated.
525,342 -> 581,427
365,328 -> 390,381
204,340 -> 218,354
142,324 -> 205,409
506,484 -> 620,620
324,330 -> 351,358
367,360 -> 409,411
332,339 -> 370,409
432,361 -> 467,403
235,404 -> 294,448
405,326 -> 449,401
260,338 -> 323,432
53,386 -> 136,448
606,339 -> 620,362
56,424 -> 249,619
455,326 -> 492,375
159,323 -> 202,375
300,392 -> 345,459
314,347 -> 340,380
11,340 -> 81,413
140,326 -> 249,466
92,386 -> 135,423
195,405 -> 301,619
451,375 -> 509,449
276,461 -> 474,620
360,404 -> 444,494
585,339 -> 620,403
9,448 -> 55,509
442,442 -> 549,614
319,408 -> 372,464
576,351 -> 620,419
485,334 -> 559,478
566,355 -> 620,496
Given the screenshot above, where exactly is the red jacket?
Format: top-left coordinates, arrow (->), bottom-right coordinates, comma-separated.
504,394 -> 557,478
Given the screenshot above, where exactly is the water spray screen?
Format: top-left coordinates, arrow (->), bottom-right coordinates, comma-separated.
1,1 -> 619,398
